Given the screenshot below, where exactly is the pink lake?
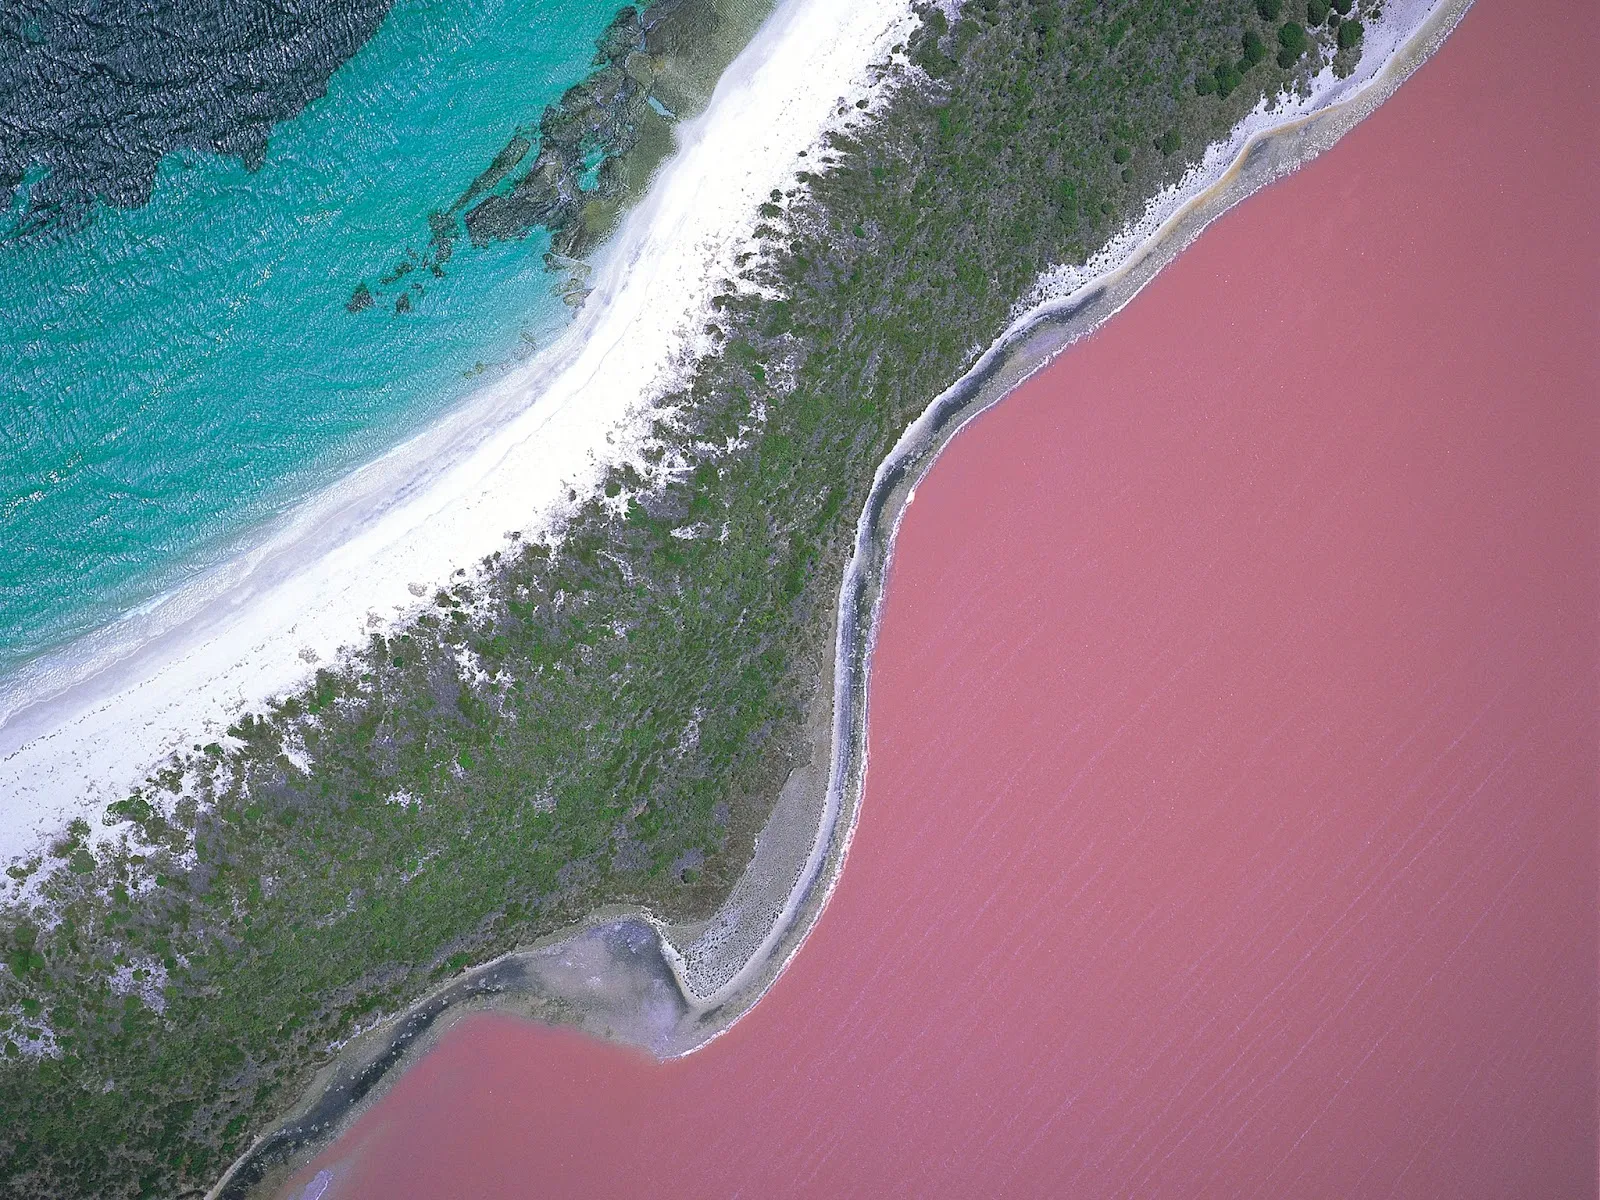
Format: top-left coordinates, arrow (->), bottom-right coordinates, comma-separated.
288,0 -> 1598,1195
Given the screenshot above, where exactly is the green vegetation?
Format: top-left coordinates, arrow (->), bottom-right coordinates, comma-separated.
1307,0 -> 1331,24
1339,17 -> 1364,49
1277,19 -> 1308,67
0,0 -> 1342,1194
1243,27 -> 1267,67
1214,59 -> 1244,97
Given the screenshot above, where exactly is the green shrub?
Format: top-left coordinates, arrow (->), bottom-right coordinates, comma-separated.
1195,71 -> 1216,94
1276,20 -> 1307,66
7,926 -> 43,977
1306,0 -> 1330,22
1156,127 -> 1182,156
1242,28 -> 1267,66
1113,144 -> 1131,163
1338,16 -> 1364,48
1256,0 -> 1282,18
910,9 -> 954,78
1214,60 -> 1243,96
1332,0 -> 1353,13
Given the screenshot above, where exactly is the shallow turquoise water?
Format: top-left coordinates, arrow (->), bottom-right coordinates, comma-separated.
0,0 -> 626,677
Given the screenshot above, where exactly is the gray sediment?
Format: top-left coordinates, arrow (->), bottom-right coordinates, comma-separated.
209,2 -> 1472,1195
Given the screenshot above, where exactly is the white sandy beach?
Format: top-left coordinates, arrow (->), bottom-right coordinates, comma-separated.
0,0 -> 917,866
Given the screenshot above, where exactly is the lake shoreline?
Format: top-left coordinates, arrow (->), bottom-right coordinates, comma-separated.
275,0 -> 1594,1189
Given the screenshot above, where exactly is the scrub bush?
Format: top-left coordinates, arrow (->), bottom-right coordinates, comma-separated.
1277,20 -> 1308,66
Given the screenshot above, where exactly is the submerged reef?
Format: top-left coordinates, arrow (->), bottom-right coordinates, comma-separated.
0,0 -> 1405,1196
351,0 -> 723,316
460,2 -> 673,253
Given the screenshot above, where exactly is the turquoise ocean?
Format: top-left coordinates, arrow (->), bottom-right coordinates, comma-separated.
0,0 -> 629,679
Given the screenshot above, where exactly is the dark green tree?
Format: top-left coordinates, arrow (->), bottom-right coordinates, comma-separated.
1276,20 -> 1307,67
1338,17 -> 1364,48
1242,28 -> 1267,66
7,925 -> 43,977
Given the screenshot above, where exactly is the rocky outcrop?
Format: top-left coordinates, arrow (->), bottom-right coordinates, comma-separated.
461,3 -> 680,255
353,0 -> 701,315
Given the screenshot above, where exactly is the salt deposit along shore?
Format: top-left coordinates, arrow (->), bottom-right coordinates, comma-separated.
664,0 -> 1477,1040
0,0 -> 918,866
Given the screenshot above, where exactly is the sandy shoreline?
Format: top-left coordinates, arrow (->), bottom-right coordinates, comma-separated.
0,0 -> 917,867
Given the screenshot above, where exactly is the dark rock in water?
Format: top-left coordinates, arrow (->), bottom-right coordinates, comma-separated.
594,5 -> 645,65
0,0 -> 394,239
463,186 -> 563,248
465,8 -> 664,259
394,292 -> 411,314
371,0 -> 704,310
448,135 -> 534,223
641,0 -> 700,60
347,283 -> 375,313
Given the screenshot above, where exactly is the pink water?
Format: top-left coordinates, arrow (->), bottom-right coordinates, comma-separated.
288,1 -> 1599,1195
